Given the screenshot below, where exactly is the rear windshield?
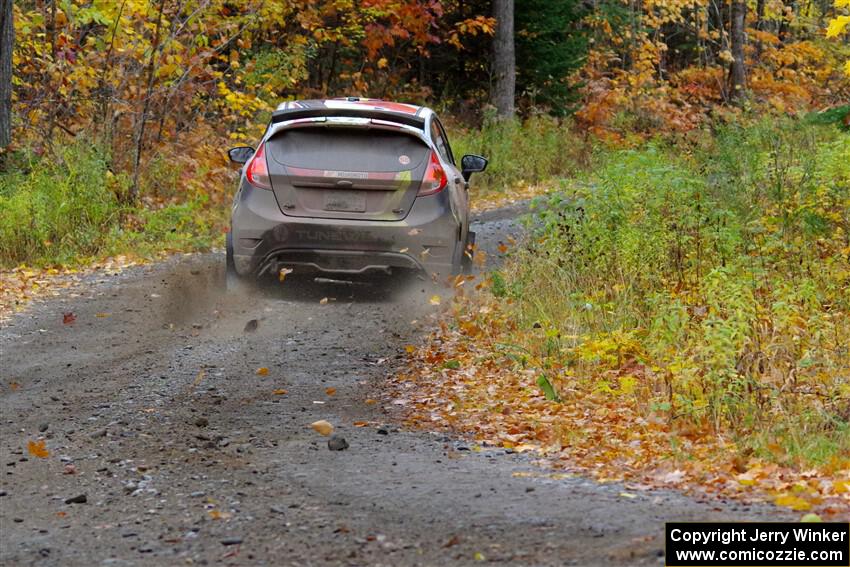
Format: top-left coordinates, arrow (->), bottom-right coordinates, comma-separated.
267,128 -> 429,173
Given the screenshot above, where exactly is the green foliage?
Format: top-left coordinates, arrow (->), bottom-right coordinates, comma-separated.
0,140 -> 223,268
504,119 -> 850,463
515,0 -> 588,114
451,115 -> 590,193
0,143 -> 125,265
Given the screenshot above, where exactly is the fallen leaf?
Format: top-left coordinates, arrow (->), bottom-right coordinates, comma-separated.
311,420 -> 334,436
256,367 -> 269,376
353,421 -> 369,427
365,398 -> 377,405
273,389 -> 287,395
800,513 -> 822,522
95,312 -> 110,318
192,368 -> 206,387
774,494 -> 811,511
619,492 -> 637,499
208,509 -> 232,520
325,387 -> 336,396
319,297 -> 329,305
9,381 -> 19,391
497,243 -> 509,254
399,247 -> 409,253
407,228 -> 421,236
28,439 -> 49,458
62,312 -> 76,325
279,268 -> 293,283
429,295 -> 441,306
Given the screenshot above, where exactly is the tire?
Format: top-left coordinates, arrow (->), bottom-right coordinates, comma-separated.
225,232 -> 250,292
461,230 -> 476,274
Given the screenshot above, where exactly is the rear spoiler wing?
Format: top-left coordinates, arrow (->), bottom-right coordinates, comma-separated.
270,107 -> 426,129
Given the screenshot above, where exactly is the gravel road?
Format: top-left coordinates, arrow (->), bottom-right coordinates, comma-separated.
0,204 -> 781,566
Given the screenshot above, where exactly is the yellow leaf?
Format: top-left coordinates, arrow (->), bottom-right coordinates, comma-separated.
429,295 -> 441,306
800,513 -> 822,522
256,367 -> 269,376
28,439 -> 49,458
826,15 -> 850,38
273,389 -> 287,395
774,494 -> 811,511
279,268 -> 293,283
833,480 -> 850,494
377,57 -> 388,68
311,420 -> 334,436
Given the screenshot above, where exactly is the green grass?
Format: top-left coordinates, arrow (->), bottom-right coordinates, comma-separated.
0,140 -> 225,268
449,114 -> 592,194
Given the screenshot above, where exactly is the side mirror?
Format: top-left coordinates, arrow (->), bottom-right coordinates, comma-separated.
461,154 -> 488,181
228,146 -> 255,164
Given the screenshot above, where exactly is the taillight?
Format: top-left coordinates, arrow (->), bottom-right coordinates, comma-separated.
245,142 -> 271,190
418,151 -> 448,196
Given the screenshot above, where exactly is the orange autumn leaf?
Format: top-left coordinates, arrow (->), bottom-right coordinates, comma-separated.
28,439 -> 49,458
256,367 -> 269,376
325,387 -> 336,396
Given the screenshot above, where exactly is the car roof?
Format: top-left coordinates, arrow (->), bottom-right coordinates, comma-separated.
276,98 -> 426,116
271,98 -> 433,130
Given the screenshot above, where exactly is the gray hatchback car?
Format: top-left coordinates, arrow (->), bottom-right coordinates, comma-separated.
226,98 -> 487,288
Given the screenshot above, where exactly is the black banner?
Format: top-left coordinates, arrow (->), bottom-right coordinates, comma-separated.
666,522 -> 850,566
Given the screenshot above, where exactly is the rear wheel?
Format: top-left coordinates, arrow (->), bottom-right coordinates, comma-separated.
225,233 -> 250,292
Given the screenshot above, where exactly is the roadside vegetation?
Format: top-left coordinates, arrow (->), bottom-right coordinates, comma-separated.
0,140 -> 224,267
398,115 -> 850,516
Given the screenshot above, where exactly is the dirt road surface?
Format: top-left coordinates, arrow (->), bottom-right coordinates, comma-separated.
1,205 -> 781,566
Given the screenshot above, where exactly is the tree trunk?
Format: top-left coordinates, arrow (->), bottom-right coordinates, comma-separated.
755,0 -> 765,56
130,0 -> 166,203
0,0 -> 13,156
729,0 -> 747,103
492,0 -> 515,118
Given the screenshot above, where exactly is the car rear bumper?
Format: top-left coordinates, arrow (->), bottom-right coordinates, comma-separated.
230,183 -> 461,277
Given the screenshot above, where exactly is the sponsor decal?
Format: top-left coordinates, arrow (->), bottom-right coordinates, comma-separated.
323,170 -> 369,179
399,154 -> 411,165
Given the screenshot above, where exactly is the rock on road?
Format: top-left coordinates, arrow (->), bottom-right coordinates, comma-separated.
0,205 -> 780,566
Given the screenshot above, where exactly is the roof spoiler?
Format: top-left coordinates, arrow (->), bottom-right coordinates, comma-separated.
270,107 -> 426,129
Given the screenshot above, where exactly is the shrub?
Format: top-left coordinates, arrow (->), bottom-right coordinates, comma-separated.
503,118 -> 850,463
